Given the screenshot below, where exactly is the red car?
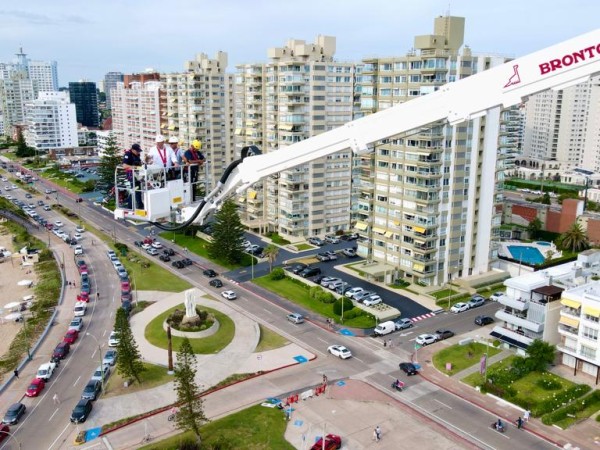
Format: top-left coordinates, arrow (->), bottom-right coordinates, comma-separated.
0,424 -> 9,443
77,292 -> 90,303
25,377 -> 45,397
63,329 -> 79,344
311,434 -> 341,450
121,281 -> 131,291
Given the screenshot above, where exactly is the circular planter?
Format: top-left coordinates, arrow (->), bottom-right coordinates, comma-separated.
163,318 -> 219,338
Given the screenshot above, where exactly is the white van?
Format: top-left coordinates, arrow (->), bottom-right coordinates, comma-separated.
374,320 -> 396,336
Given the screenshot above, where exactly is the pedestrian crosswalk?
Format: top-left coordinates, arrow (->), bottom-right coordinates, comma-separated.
410,312 -> 436,322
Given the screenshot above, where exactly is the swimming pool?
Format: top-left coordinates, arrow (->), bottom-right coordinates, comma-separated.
507,245 -> 545,265
535,241 -> 551,247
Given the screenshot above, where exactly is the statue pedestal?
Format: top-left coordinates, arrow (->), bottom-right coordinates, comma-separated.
181,315 -> 201,327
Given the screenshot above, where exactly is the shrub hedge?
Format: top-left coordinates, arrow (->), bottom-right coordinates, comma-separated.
541,390 -> 600,425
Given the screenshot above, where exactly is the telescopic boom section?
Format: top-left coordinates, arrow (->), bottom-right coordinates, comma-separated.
114,29 -> 600,227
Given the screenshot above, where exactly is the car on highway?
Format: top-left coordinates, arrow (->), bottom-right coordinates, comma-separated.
36,362 -> 57,381
108,331 -> 120,347
25,378 -> 45,397
221,290 -> 237,300
363,295 -> 383,307
69,317 -> 83,332
64,329 -> 79,344
489,291 -> 504,302
103,349 -> 117,366
163,248 -> 175,256
2,403 -> 26,425
209,279 -> 223,288
310,433 -> 341,450
399,362 -> 419,376
203,268 -> 218,278
70,399 -> 93,423
394,318 -> 413,330
81,379 -> 102,401
51,342 -> 70,362
73,301 -> 87,317
434,329 -> 455,341
475,315 -> 494,326
450,302 -> 469,313
415,334 -> 437,346
159,254 -> 171,262
467,295 -> 485,309
172,260 -> 185,269
181,258 -> 193,266
91,365 -> 111,382
327,344 -> 352,359
342,248 -> 357,257
287,313 -> 304,324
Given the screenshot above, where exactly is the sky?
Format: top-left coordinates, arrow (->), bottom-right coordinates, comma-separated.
1,0 -> 599,85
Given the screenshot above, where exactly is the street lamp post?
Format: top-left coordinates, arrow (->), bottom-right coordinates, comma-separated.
446,272 -> 453,310
86,333 -> 105,392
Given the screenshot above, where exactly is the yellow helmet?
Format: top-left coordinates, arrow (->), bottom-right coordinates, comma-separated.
192,140 -> 202,150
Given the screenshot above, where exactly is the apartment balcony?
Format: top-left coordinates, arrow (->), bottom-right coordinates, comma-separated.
490,325 -> 533,350
495,310 -> 543,333
557,323 -> 580,338
498,295 -> 529,312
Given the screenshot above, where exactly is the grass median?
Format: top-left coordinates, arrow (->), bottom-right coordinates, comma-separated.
144,304 -> 235,354
104,362 -> 172,398
433,342 -> 501,376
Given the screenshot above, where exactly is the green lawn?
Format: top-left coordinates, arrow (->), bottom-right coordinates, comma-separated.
431,288 -> 458,300
255,324 -> 290,352
120,250 -> 192,292
432,342 -> 501,376
144,304 -> 236,353
511,371 -> 576,408
463,355 -> 516,386
140,403 -> 294,450
295,243 -> 312,251
158,231 -> 254,270
253,275 -> 375,328
104,362 -> 172,398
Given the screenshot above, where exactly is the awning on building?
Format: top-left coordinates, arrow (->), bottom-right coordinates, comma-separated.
372,227 -> 386,235
235,128 -> 244,136
560,298 -> 581,309
384,231 -> 393,238
413,263 -> 425,272
583,306 -> 600,318
160,124 -> 167,129
413,226 -> 425,233
355,222 -> 368,231
559,316 -> 580,328
279,123 -> 294,131
490,330 -> 529,350
238,197 -> 246,203
248,190 -> 257,200
168,125 -> 176,131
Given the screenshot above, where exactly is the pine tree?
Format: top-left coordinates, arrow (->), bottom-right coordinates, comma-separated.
114,308 -> 145,383
98,134 -> 123,191
207,200 -> 245,264
15,129 -> 35,157
174,337 -> 207,444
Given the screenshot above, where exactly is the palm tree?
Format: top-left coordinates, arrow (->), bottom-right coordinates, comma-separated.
527,217 -> 543,240
263,244 -> 279,272
559,222 -> 589,253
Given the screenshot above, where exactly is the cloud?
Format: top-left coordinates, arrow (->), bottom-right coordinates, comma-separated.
0,9 -> 91,26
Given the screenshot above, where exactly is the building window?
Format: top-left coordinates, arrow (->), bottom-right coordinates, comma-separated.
580,345 -> 596,359
582,326 -> 599,341
584,314 -> 599,323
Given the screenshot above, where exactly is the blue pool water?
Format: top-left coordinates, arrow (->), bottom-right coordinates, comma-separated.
507,245 -> 545,265
535,241 -> 551,247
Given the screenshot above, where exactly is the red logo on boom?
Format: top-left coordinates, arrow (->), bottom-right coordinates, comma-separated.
504,65 -> 521,88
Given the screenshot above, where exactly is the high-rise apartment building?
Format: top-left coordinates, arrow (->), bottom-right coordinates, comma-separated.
161,52 -> 234,188
27,59 -> 59,92
69,81 -> 99,127
111,73 -> 162,152
24,91 -> 77,151
522,75 -> 600,172
235,36 -> 356,237
0,70 -> 37,135
103,71 -> 124,110
355,16 -> 511,286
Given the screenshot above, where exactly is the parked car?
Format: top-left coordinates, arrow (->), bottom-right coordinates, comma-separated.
36,362 -> 57,381
475,315 -> 494,326
151,241 -> 162,249
327,344 -> 352,359
159,254 -> 171,262
291,263 -> 308,274
25,378 -> 45,397
489,292 -> 504,302
321,277 -> 341,289
363,295 -> 383,307
69,317 -> 83,332
70,399 -> 93,423
63,329 -> 79,344
450,302 -> 469,313
287,313 -> 305,324
353,290 -> 375,303
203,268 -> 217,278
163,248 -> 175,256
0,424 -> 10,443
335,284 -> 354,295
74,245 -> 83,255
415,334 -> 437,346
2,403 -> 26,425
399,362 -> 419,375
181,258 -> 193,266
434,329 -> 455,341
300,267 -> 321,278
81,379 -> 102,401
345,287 -> 365,299
91,365 -> 111,382
394,318 -> 413,330
316,252 -> 331,262
324,235 -> 340,244
221,290 -> 237,300
102,349 -> 117,366
52,342 -> 70,362
172,260 -> 185,269
146,247 -> 159,256
308,237 -> 324,246
209,279 -> 223,288
73,301 -> 87,317
141,243 -> 152,250
325,250 -> 338,260
468,295 -> 485,309
342,248 -> 357,257
310,434 -> 341,450
108,331 -> 120,347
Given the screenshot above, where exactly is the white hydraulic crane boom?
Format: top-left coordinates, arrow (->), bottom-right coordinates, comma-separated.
114,29 -> 600,229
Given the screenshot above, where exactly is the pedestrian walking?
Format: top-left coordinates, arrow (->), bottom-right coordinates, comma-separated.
322,374 -> 328,385
376,425 -> 381,441
388,339 -> 393,348
96,292 -> 100,301
524,409 -> 530,422
516,416 -> 523,429
373,428 -> 379,442
53,393 -> 60,404
13,369 -> 19,379
383,340 -> 387,347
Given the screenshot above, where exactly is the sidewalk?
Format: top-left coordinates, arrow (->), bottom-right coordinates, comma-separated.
416,342 -> 599,450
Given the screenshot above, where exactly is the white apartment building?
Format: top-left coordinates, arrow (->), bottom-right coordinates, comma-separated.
103,72 -> 123,110
522,75 -> 600,172
24,91 -> 77,151
162,52 -> 234,188
559,276 -> 600,382
96,130 -> 116,157
235,36 -> 356,237
356,16 -> 511,286
27,59 -> 59,92
111,78 -> 162,152
0,71 -> 37,134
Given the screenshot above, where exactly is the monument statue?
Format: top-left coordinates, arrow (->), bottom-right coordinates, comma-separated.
184,291 -> 198,318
